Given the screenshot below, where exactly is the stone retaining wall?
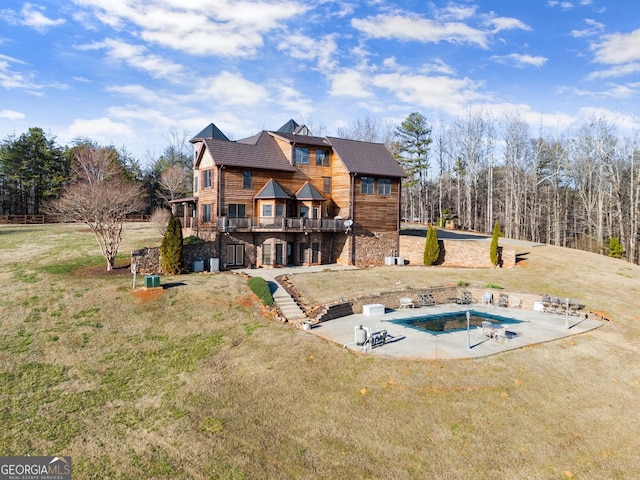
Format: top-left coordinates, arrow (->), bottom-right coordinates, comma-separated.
348,285 -> 542,314
131,241 -> 218,274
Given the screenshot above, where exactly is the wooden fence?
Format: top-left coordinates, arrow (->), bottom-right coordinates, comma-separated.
0,214 -> 150,224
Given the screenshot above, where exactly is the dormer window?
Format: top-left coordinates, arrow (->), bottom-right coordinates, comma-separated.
294,146 -> 309,165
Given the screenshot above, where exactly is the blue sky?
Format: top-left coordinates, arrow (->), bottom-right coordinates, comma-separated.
1,0 -> 638,162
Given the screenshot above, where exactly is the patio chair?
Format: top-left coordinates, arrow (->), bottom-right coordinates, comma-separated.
498,293 -> 509,308
460,290 -> 472,305
482,291 -> 493,305
399,297 -> 414,309
568,299 -> 582,316
418,292 -> 436,307
550,297 -> 560,313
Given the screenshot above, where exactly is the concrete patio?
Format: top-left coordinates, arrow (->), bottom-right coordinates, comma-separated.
305,303 -> 604,360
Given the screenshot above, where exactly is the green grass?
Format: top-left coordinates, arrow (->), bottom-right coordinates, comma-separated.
1,223 -> 640,479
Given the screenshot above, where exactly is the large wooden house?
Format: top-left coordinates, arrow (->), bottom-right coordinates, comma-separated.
180,120 -> 405,269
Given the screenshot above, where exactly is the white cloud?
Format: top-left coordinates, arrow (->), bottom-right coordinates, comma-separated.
592,29 -> 640,65
352,14 -> 491,48
588,63 -> 640,80
492,53 -> 548,68
571,18 -> 605,38
0,3 -> 65,33
328,69 -> 374,98
0,53 -> 42,93
485,16 -> 531,33
77,38 -> 184,80
0,109 -> 25,120
194,71 -> 268,105
72,0 -> 308,57
547,1 -> 574,9
371,72 -> 486,115
278,33 -> 338,71
62,116 -> 135,146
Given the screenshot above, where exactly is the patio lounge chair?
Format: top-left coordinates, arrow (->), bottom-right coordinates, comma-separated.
418,293 -> 436,307
399,297 -> 414,309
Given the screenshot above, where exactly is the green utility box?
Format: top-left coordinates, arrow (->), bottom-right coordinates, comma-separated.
144,275 -> 160,288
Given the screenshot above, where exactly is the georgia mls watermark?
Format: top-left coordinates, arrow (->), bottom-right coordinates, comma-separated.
0,457 -> 71,480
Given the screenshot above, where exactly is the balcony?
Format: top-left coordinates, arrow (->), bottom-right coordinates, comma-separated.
216,216 -> 347,233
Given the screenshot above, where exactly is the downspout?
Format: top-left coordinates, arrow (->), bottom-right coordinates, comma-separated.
397,179 -> 402,257
217,165 -> 223,267
350,173 -> 356,266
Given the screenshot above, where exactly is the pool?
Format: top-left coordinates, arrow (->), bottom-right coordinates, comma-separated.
390,310 -> 523,333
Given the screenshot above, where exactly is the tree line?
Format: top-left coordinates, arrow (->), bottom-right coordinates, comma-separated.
339,112 -> 640,265
0,127 -> 193,218
3,112 -> 640,266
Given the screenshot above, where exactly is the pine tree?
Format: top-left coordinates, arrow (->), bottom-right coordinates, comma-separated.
160,214 -> 183,274
423,226 -> 439,265
490,222 -> 501,266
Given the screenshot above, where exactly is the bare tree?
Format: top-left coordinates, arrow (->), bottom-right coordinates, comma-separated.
158,165 -> 190,204
47,147 -> 144,271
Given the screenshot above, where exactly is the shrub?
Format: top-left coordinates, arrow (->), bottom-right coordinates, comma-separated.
184,235 -> 203,245
160,214 -> 183,274
490,222 -> 501,266
423,226 -> 440,265
247,277 -> 274,306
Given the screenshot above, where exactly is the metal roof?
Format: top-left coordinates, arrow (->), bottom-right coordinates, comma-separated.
295,181 -> 326,201
254,179 -> 293,199
191,123 -> 230,142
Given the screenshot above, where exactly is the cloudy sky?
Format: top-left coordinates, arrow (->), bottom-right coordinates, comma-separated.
1,0 -> 638,162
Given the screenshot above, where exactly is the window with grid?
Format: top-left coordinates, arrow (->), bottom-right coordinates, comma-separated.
361,177 -> 374,194
294,147 -> 309,165
228,204 -> 246,217
202,203 -> 211,223
378,178 -> 391,195
316,149 -> 329,166
202,170 -> 212,188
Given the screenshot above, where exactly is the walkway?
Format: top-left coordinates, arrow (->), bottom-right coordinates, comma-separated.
238,264 -> 358,323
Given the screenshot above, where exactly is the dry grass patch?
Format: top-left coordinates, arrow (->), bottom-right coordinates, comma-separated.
1,223 -> 640,478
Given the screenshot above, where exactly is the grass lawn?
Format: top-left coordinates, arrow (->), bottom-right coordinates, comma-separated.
1,223 -> 639,479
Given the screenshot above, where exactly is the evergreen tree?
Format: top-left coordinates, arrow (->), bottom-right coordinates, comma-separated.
161,214 -> 184,274
423,226 -> 440,265
490,222 -> 501,266
608,237 -> 624,259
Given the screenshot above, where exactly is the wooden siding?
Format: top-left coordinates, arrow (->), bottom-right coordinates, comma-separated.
194,137 -> 401,246
353,177 -> 400,232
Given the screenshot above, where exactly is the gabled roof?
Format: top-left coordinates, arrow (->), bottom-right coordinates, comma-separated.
268,131 -> 330,148
191,123 -> 229,142
198,131 -> 297,172
326,137 -> 406,178
254,179 -> 292,199
295,181 -> 325,201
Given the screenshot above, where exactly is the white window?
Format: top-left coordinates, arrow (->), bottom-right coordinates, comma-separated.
361,177 -> 374,194
262,204 -> 273,216
379,178 -> 391,195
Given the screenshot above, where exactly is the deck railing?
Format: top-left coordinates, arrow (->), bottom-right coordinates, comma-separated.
215,216 -> 346,233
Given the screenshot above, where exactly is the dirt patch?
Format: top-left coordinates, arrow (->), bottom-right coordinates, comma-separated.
71,259 -> 132,277
131,288 -> 164,301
